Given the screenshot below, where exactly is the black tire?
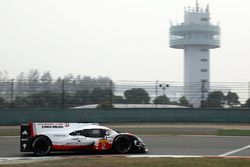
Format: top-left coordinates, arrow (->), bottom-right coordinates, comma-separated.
113,135 -> 132,154
32,136 -> 51,156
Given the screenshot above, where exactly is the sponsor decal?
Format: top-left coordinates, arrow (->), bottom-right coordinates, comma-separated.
42,125 -> 64,128
95,139 -> 112,150
22,143 -> 27,149
21,130 -> 28,135
38,123 -> 69,129
53,135 -> 67,137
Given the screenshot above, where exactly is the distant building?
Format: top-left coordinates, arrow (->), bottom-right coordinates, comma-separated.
169,1 -> 220,107
73,104 -> 188,109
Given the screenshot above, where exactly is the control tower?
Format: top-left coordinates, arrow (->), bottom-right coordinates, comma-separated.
169,1 -> 220,107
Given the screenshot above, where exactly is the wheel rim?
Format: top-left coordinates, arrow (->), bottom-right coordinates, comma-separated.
116,137 -> 131,153
34,139 -> 50,155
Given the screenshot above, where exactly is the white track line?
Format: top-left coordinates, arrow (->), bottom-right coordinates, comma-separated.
0,157 -> 59,161
219,145 -> 250,156
1,154 -> 250,162
127,155 -> 203,158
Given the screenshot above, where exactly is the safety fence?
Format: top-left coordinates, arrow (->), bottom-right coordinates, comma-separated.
0,79 -> 249,108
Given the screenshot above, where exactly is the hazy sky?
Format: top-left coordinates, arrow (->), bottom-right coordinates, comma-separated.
0,0 -> 250,82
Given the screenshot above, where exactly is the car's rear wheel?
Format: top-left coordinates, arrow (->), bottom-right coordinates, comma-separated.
32,136 -> 51,156
113,135 -> 132,154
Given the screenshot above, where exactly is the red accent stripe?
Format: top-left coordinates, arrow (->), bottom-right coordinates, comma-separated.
52,145 -> 94,151
29,122 -> 36,137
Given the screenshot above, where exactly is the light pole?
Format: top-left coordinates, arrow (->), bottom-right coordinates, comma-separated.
248,81 -> 250,100
159,83 -> 169,96
201,80 -> 208,107
155,80 -> 159,98
10,79 -> 14,108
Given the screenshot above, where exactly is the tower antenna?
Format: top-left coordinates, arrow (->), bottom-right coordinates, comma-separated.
196,0 -> 199,12
206,4 -> 210,12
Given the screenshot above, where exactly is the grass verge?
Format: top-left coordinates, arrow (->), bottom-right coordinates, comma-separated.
0,127 -> 217,136
217,130 -> 250,136
0,129 -> 19,136
1,157 -> 250,167
1,125 -> 250,136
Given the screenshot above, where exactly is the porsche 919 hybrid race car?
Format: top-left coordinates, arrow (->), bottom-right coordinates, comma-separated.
20,122 -> 147,156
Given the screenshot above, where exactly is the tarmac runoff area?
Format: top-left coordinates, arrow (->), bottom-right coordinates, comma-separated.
1,135 -> 250,164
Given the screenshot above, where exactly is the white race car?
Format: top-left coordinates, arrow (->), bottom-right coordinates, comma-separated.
20,122 -> 147,156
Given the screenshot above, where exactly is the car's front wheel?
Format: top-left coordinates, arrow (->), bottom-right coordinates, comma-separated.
113,135 -> 132,154
32,136 -> 51,156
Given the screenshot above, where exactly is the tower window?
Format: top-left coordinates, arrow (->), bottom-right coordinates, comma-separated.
201,18 -> 208,21
201,69 -> 208,72
201,58 -> 208,62
201,48 -> 208,52
201,79 -> 208,83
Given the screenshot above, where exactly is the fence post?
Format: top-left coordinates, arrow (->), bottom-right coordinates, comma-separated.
61,79 -> 65,108
10,79 -> 14,108
200,80 -> 207,107
248,82 -> 250,100
155,80 -> 158,107
109,81 -> 113,107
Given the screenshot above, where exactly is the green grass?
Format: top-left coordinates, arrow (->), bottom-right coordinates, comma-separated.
217,130 -> 250,136
0,129 -> 19,136
1,157 -> 250,167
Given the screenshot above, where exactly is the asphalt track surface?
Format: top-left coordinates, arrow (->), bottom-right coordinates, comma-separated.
0,135 -> 250,158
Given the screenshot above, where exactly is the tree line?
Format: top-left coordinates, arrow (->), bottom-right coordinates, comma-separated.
0,70 -> 250,108
1,86 -> 249,109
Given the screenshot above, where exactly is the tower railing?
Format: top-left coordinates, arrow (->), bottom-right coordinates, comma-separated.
169,38 -> 220,49
170,24 -> 220,35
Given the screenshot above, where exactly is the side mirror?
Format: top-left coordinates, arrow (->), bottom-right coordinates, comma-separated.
101,130 -> 109,139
